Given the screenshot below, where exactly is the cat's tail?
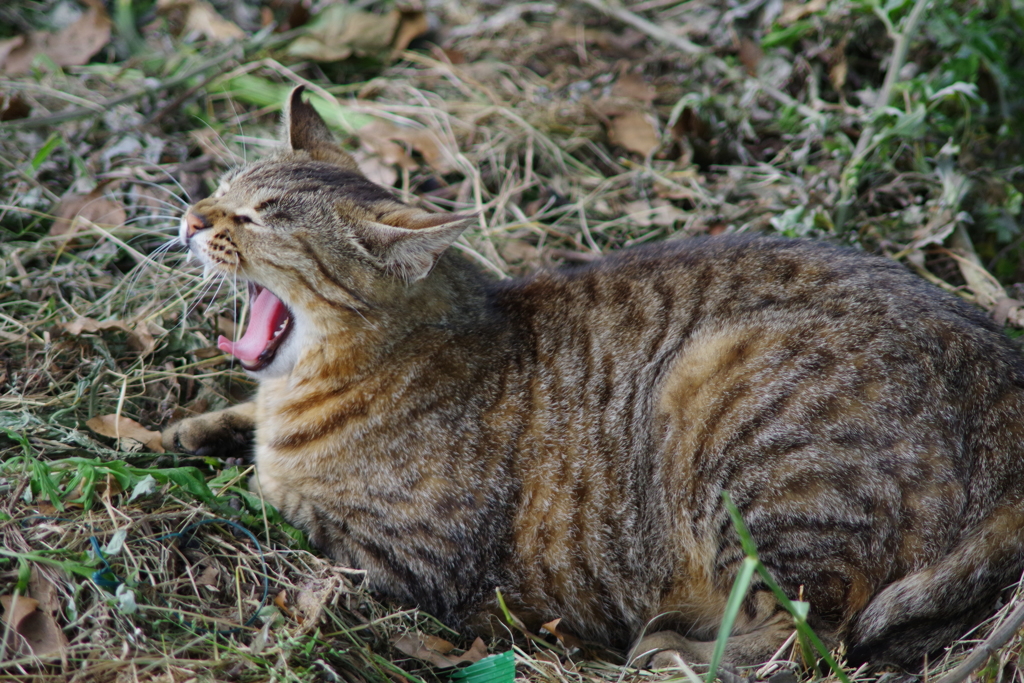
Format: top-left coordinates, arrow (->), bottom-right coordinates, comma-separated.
847,500 -> 1024,669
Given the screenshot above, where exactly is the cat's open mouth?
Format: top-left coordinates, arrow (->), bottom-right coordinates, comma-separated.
217,283 -> 292,372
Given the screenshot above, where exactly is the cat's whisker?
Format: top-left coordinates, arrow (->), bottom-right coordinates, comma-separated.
193,113 -> 243,167
107,186 -> 189,214
120,214 -> 180,225
126,165 -> 194,205
117,240 -> 184,319
224,95 -> 248,166
348,304 -> 378,332
181,272 -> 224,325
118,219 -> 180,244
225,270 -> 243,373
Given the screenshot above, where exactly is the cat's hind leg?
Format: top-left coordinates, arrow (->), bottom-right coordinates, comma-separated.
162,401 -> 256,460
630,610 -> 796,669
848,500 -> 1024,670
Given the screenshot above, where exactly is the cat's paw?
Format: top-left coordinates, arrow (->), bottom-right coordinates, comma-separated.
629,631 -> 703,669
162,402 -> 256,459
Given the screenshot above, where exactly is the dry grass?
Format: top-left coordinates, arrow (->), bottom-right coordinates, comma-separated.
2,0 -> 1024,681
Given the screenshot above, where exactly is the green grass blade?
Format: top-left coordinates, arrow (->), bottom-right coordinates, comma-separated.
722,492 -> 759,559
723,492 -> 853,683
31,459 -> 64,511
706,556 -> 757,683
212,75 -> 374,133
30,134 -> 61,174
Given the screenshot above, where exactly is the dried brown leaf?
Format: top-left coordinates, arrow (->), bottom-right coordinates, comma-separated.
185,2 -> 244,41
830,59 -> 848,91
612,73 -> 656,104
0,0 -> 111,75
738,38 -> 763,76
197,565 -> 220,588
101,472 -> 124,501
27,567 -> 61,618
16,611 -> 68,657
273,588 -> 302,622
294,577 -> 341,631
50,188 -> 126,237
356,154 -> 399,187
86,414 -> 165,453
63,317 -> 130,336
460,637 -> 489,664
779,0 -> 828,25
421,634 -> 456,654
550,20 -> 645,51
501,239 -> 540,264
541,617 -> 586,651
1,595 -> 39,628
0,96 -> 29,121
392,633 -> 487,668
358,121 -> 417,171
358,120 -> 451,173
62,316 -> 159,355
134,320 -> 166,355
191,346 -> 225,360
671,107 -> 710,142
623,200 -> 687,228
157,0 -> 244,42
607,110 -> 660,157
994,298 -> 1024,327
1,594 -> 67,657
0,36 -> 25,67
288,5 -> 400,62
392,11 -> 429,58
1,92 -> 30,121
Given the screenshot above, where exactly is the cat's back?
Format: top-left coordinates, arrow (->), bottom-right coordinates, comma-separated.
480,235 -> 1024,646
490,234 -> 1024,499
497,234 -> 996,335
490,234 -> 1024,402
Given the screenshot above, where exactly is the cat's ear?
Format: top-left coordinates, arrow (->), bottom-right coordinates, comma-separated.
357,212 -> 473,282
285,86 -> 359,171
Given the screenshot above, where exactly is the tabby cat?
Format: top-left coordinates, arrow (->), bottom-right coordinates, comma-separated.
164,86 -> 1024,670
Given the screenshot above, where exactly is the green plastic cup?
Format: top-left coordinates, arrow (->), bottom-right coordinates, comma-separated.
449,650 -> 515,683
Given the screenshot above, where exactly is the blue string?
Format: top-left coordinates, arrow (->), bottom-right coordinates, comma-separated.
89,536 -> 122,590
87,518 -> 270,635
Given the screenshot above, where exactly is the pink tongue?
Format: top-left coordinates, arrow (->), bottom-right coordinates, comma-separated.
218,288 -> 288,364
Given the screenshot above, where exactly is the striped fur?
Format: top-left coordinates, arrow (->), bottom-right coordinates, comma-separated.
165,87 -> 1024,670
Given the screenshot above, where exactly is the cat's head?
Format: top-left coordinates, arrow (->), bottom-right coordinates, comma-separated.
179,86 -> 470,377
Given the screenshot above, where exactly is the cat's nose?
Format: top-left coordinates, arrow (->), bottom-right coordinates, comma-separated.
184,210 -> 210,239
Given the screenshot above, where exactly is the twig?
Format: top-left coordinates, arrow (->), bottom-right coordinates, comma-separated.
0,28 -> 304,131
932,601 -> 1024,683
577,0 -> 821,121
576,0 -> 703,54
0,81 -> 106,111
0,589 -> 18,664
835,0 -> 932,231
0,47 -> 242,131
148,67 -> 225,125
